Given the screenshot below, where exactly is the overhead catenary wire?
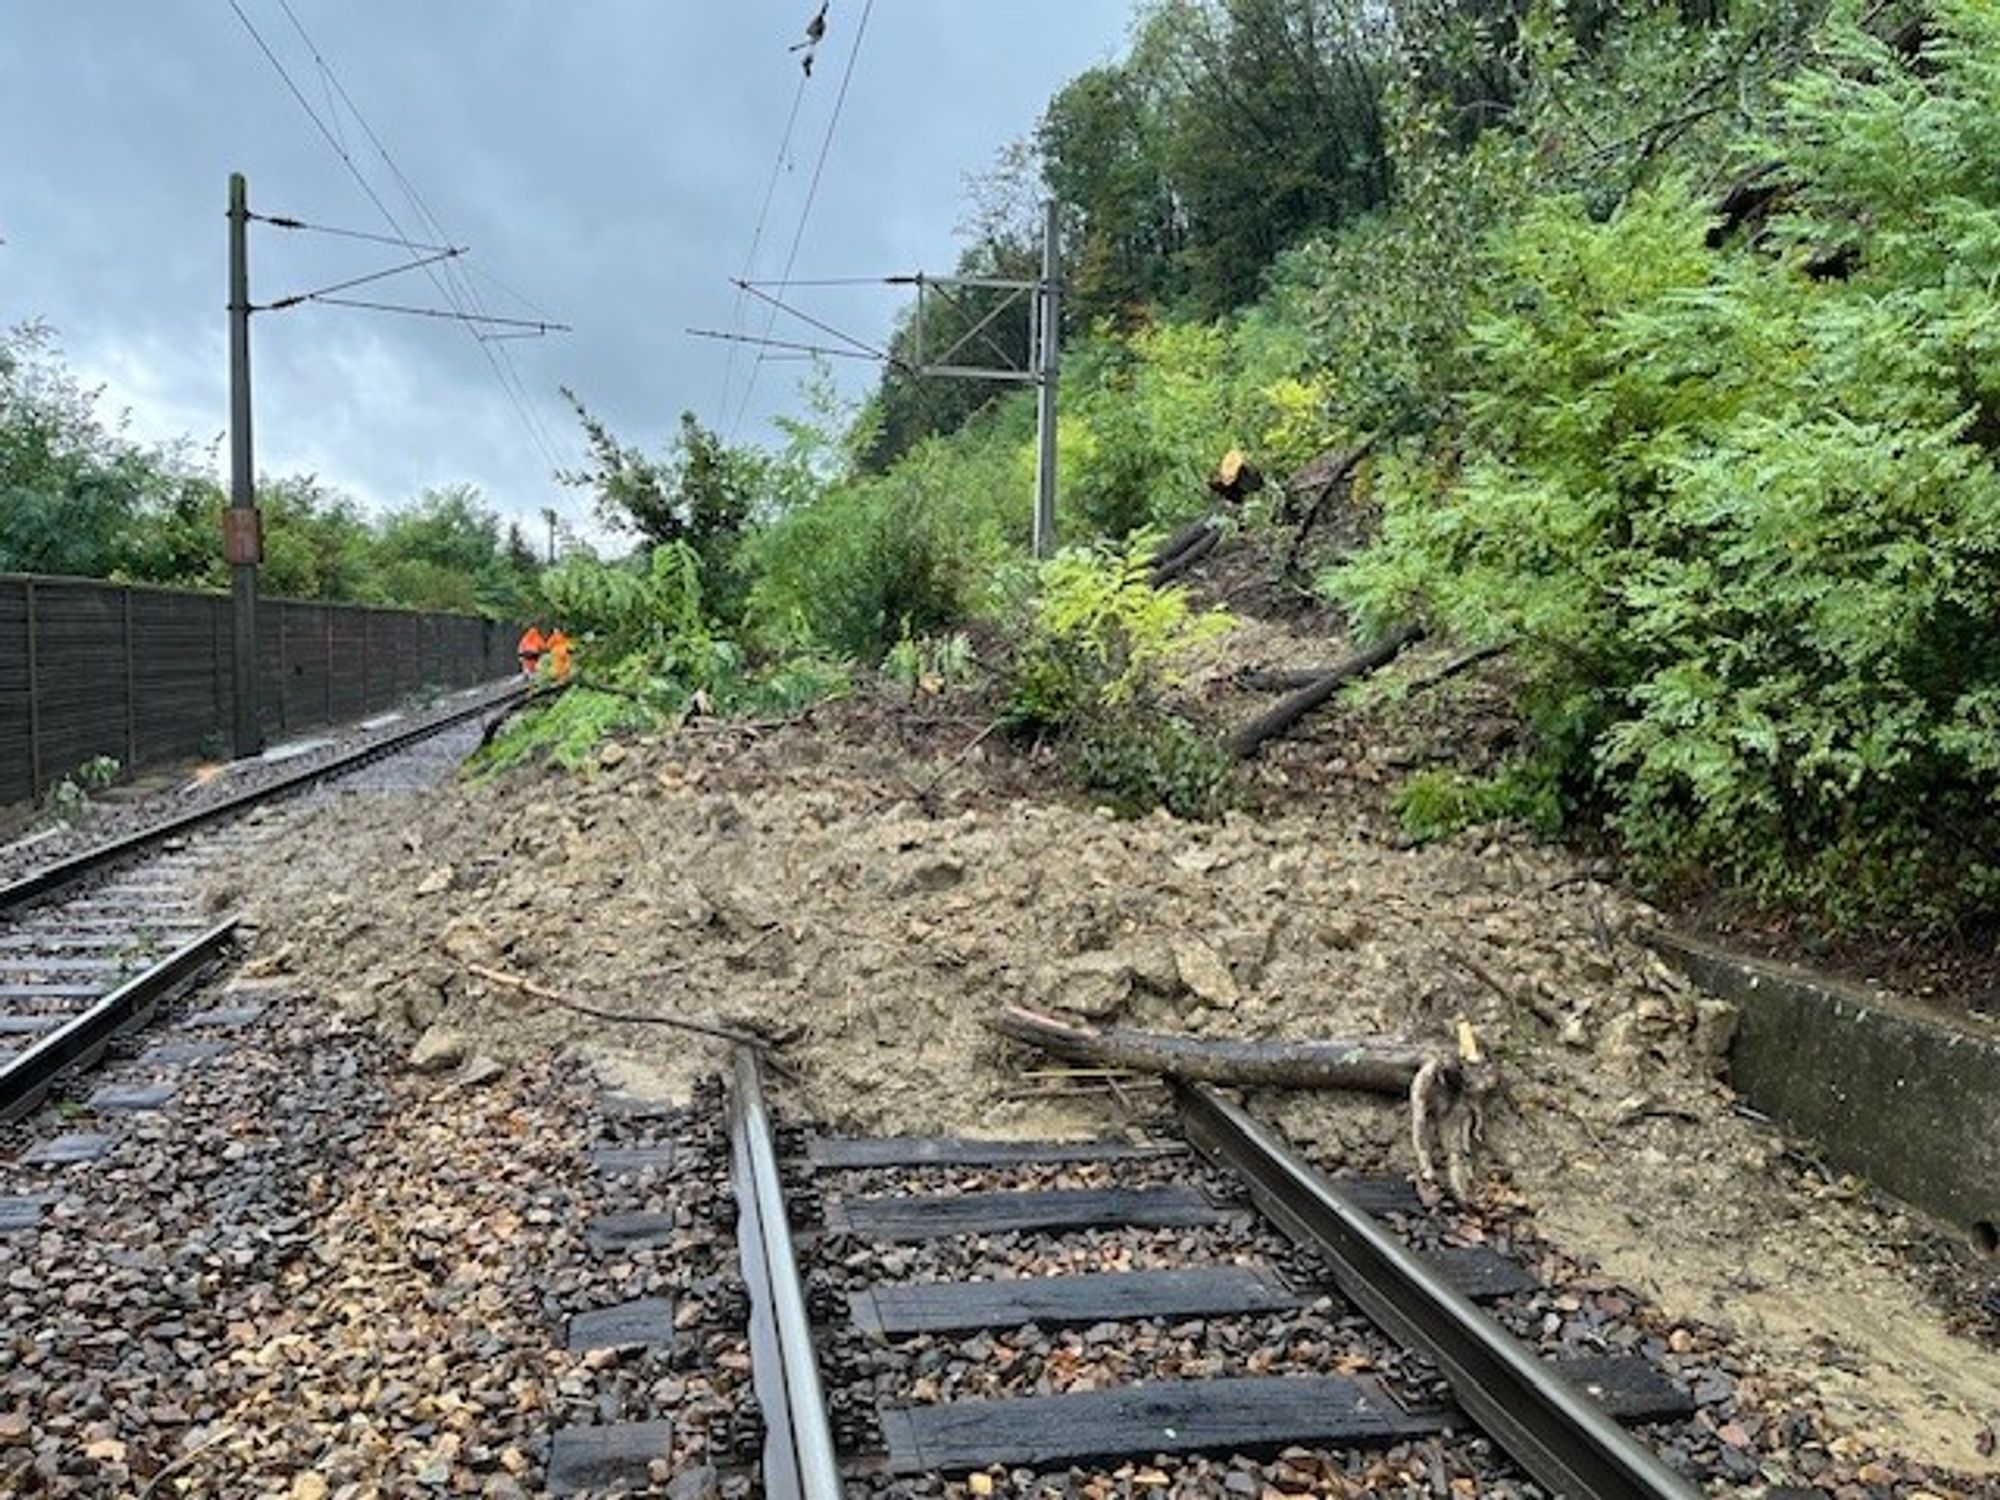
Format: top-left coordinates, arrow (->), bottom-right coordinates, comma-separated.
227,0 -> 568,476
730,0 -> 878,438
466,262 -> 561,325
730,279 -> 895,364
269,0 -> 568,472
738,274 -> 914,289
688,327 -> 886,363
301,296 -> 570,332
248,212 -> 454,254
232,0 -> 565,475
718,68 -> 812,430
260,245 -> 464,310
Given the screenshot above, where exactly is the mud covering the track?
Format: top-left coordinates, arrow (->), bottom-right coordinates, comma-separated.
214,680 -> 2000,1480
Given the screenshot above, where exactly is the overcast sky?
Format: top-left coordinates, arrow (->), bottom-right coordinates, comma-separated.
0,2 -> 1132,544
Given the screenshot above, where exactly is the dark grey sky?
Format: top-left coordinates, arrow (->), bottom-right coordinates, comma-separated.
0,2 -> 1131,542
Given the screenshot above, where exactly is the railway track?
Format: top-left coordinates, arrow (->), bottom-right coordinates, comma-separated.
0,684 -> 522,1122
557,1050 -> 1708,1497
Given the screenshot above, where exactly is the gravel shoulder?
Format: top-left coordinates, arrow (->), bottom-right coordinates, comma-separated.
0,680 -> 519,890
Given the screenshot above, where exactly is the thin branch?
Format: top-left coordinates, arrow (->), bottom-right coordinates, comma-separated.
467,963 -> 778,1048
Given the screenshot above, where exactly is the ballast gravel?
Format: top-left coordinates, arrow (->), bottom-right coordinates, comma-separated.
0,966 -> 688,1497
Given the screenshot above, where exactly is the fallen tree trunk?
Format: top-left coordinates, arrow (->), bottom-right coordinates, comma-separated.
1240,641 -> 1507,696
1146,516 -> 1223,587
1150,516 -> 1219,569
1225,622 -> 1424,759
478,681 -> 570,747
1237,664 -> 1336,692
988,1005 -> 1449,1096
1282,438 -> 1375,574
1149,524 -> 1221,586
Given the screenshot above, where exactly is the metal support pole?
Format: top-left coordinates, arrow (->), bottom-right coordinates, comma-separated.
1033,198 -> 1062,559
227,171 -> 263,758
122,587 -> 138,771
276,604 -> 288,734
24,579 -> 41,801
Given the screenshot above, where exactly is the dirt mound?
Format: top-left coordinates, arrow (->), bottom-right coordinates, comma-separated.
211,676 -> 2000,1475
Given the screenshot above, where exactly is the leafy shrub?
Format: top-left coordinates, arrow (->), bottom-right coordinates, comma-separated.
1392,760 -> 1563,843
1062,316 -> 1334,538
1268,126 -> 1530,443
1333,2 -> 2000,928
1004,539 -> 1234,734
883,628 -> 977,695
45,754 -> 119,827
483,543 -> 847,773
1073,711 -> 1237,820
744,414 -> 1028,662
999,540 -> 1237,818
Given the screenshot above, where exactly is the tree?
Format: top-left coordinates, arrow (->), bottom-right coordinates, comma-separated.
0,321 -> 168,578
368,484 -> 535,615
558,394 -> 762,617
1039,64 -> 1184,323
504,519 -> 540,576
1141,0 -> 1394,314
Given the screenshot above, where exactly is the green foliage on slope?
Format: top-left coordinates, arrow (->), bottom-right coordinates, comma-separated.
1334,0 -> 2000,926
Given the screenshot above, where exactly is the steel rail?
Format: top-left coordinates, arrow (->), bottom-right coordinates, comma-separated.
728,1047 -> 844,1500
0,684 -> 524,917
0,917 -> 238,1120
1175,1081 -> 1700,1500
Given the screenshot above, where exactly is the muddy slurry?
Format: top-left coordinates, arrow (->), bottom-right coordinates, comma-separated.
215,670 -> 2000,1486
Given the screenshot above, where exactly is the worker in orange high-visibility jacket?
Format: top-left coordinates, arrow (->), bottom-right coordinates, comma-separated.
516,624 -> 546,678
545,628 -> 573,682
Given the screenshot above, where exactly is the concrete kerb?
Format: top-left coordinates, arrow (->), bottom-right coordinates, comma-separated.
1647,929 -> 2000,1256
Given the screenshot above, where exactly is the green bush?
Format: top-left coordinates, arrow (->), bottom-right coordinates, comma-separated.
483,543 -> 847,773
1333,1 -> 2000,928
999,539 -> 1237,819
1268,127 -> 1530,443
45,754 -> 120,827
1392,760 -> 1563,844
1062,315 -> 1335,539
1004,538 -> 1233,734
1073,711 -> 1237,821
744,413 -> 1029,662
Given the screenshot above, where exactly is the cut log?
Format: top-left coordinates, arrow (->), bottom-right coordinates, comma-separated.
1225,622 -> 1424,759
989,1005 -> 1448,1096
1411,642 -> 1508,689
1146,516 -> 1223,588
1242,642 -> 1504,696
1207,448 -> 1265,503
1150,516 -> 1219,569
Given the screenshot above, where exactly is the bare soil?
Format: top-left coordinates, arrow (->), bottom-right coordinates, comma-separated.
205,573 -> 2000,1484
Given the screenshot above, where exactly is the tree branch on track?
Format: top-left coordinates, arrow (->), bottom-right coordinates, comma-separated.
988,1004 -> 1449,1094
467,962 -> 785,1049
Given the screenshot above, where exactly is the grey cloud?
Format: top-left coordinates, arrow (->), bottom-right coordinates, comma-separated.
2,1 -> 1126,540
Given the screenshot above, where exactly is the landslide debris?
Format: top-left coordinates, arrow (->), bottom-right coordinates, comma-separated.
215,667 -> 2000,1477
